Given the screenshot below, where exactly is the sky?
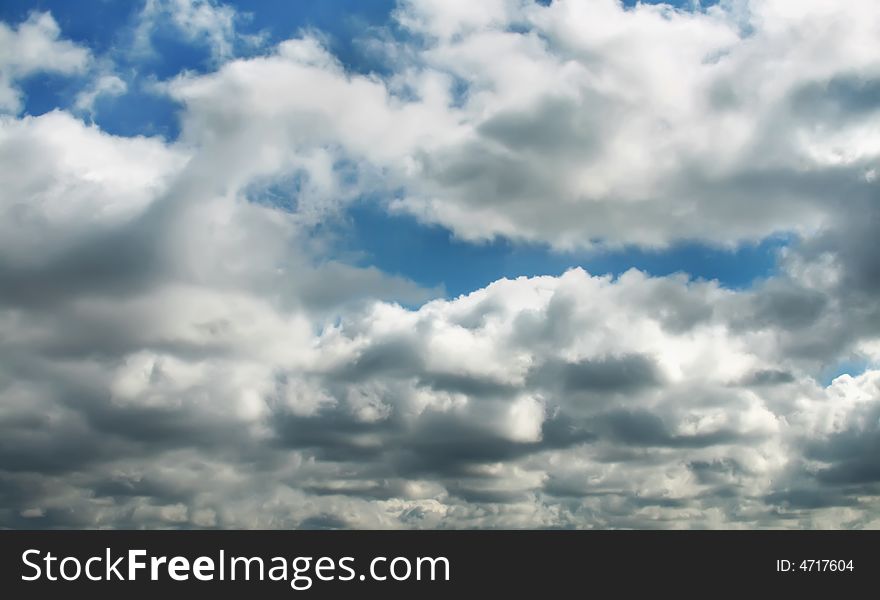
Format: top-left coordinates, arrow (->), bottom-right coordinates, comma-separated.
0,0 -> 878,529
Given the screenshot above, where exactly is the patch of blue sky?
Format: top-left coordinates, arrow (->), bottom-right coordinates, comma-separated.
17,71 -> 84,116
329,201 -> 790,299
233,0 -> 399,76
2,1 -> 129,118
4,0 -> 401,135
2,1 -> 182,138
134,27 -> 218,79
819,357 -> 871,387
89,85 -> 182,140
18,67 -> 182,140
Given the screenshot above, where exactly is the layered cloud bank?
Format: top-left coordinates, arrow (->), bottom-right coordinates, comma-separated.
1,0 -> 879,528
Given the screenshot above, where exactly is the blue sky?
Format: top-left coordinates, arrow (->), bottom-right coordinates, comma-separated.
337,202 -> 788,297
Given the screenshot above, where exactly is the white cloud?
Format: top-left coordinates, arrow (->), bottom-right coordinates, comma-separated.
156,0 -> 880,249
134,0 -> 262,62
390,0 -> 880,247
0,12 -> 90,112
0,110 -> 186,265
74,74 -> 127,116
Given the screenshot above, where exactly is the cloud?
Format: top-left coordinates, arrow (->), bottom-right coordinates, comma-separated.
133,0 -> 263,62
0,12 -> 91,112
0,111 -> 185,275
3,223 -> 880,527
1,3 -> 880,530
389,0 -> 880,248
155,0 -> 880,249
74,74 -> 127,116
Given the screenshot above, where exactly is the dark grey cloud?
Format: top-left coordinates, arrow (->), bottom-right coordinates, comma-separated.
687,459 -> 747,485
557,354 -> 661,393
297,514 -> 350,530
332,337 -> 425,382
477,94 -> 605,159
597,410 -> 745,449
740,369 -> 796,387
808,409 -> 880,486
749,283 -> 828,331
0,223 -> 162,310
418,372 -> 518,397
789,75 -> 880,123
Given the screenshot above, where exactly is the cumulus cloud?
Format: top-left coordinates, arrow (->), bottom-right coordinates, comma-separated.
157,0 -> 880,249
0,12 -> 90,112
386,0 -> 880,247
1,2 -> 879,529
3,242 -> 880,527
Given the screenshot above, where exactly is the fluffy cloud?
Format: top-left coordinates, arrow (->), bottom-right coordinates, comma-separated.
388,0 -> 880,247
0,12 -> 90,112
160,0 -> 880,248
0,111 -> 184,280
1,2 -> 879,529
3,228 -> 880,527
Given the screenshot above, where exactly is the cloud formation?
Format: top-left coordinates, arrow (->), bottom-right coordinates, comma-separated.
0,1 -> 879,529
0,12 -> 90,112
162,0 -> 880,248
